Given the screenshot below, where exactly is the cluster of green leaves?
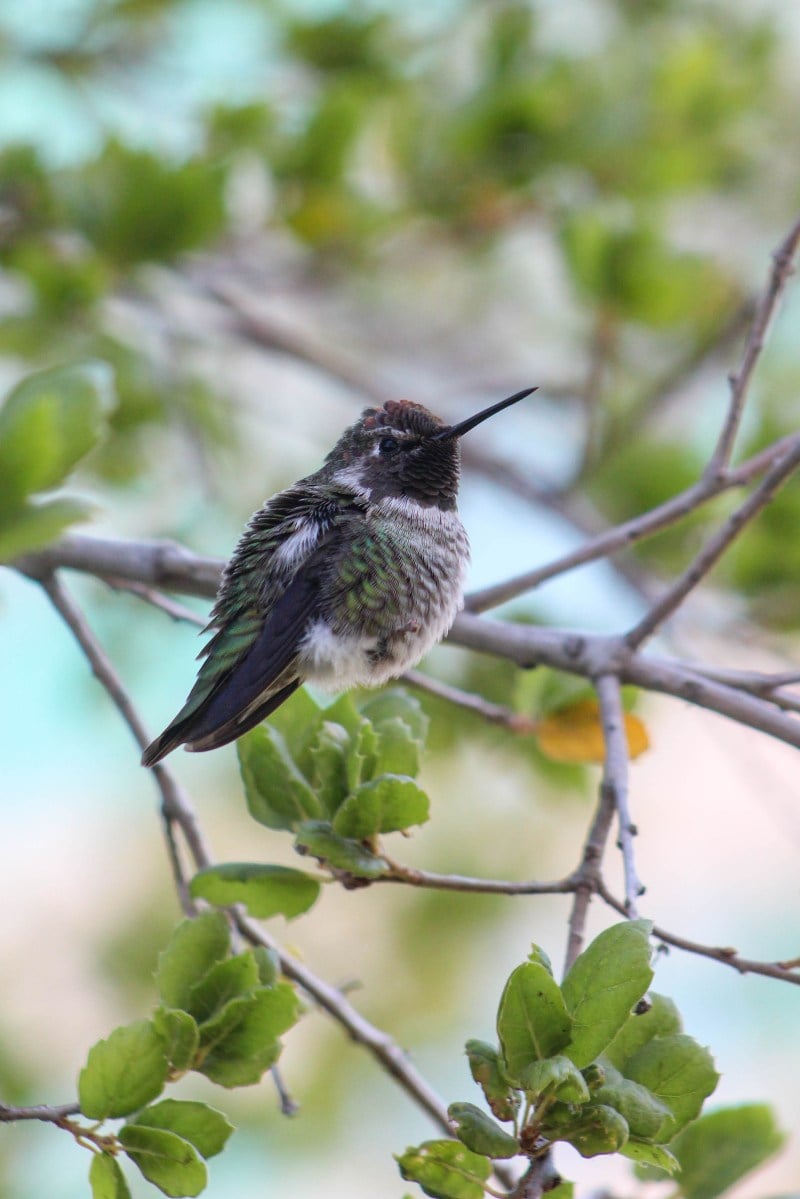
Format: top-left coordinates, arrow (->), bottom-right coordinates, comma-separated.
190,689 -> 430,920
398,922 -> 721,1198
0,363 -> 113,560
79,911 -> 300,1198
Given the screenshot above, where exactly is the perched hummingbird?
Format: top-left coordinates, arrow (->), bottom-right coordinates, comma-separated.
141,387 -> 534,766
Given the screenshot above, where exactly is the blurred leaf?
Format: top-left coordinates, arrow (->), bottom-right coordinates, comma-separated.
295,820 -> 389,878
79,1019 -> 168,1120
447,1102 -> 519,1158
0,362 -> 113,506
593,1070 -> 672,1139
396,1139 -> 493,1199
621,1140 -> 680,1173
496,957 -> 572,1084
547,1102 -> 630,1158
625,1033 -> 719,1139
0,495 -> 95,561
238,724 -> 321,831
332,775 -> 429,838
309,721 -> 351,814
536,698 -> 650,763
155,912 -> 230,1011
89,1153 -> 131,1199
190,863 -> 321,920
119,1124 -> 206,1198
670,1104 -> 786,1199
131,1099 -> 234,1160
561,921 -> 654,1067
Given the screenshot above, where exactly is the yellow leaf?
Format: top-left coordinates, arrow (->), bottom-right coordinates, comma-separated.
535,698 -> 650,764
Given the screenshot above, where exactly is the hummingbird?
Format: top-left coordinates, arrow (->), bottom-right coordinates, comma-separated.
141,386 -> 534,766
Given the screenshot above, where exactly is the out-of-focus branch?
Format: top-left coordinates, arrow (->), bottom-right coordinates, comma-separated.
563,768 -> 616,974
705,214 -> 800,479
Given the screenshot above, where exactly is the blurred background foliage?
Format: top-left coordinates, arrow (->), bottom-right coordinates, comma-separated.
2,0 -> 800,1196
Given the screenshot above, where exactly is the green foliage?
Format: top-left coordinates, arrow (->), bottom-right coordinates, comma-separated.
73,913 -> 301,1196
189,863 -> 321,920
0,363 -> 114,559
668,1104 -> 786,1198
400,925 -> 722,1194
236,689 -> 430,869
396,1140 -> 493,1199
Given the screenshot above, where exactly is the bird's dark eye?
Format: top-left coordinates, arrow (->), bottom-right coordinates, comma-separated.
378,435 -> 400,456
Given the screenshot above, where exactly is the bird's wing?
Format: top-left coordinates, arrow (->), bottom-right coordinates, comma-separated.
141,486 -> 357,765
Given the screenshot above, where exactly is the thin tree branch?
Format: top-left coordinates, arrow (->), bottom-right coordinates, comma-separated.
625,438 -> 800,649
597,883 -> 800,987
705,214 -> 800,479
563,778 -> 616,975
105,577 -> 207,626
0,1102 -> 80,1123
464,432 -> 800,614
595,674 -> 642,916
379,857 -> 579,896
403,669 -> 537,732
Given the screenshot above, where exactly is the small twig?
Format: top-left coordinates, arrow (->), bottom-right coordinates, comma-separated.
379,857 -> 579,896
270,1064 -> 299,1117
563,779 -> 616,975
625,438 -> 800,649
403,669 -> 537,732
705,214 -> 800,479
509,1153 -> 561,1199
0,1102 -> 80,1123
595,674 -> 642,916
597,883 -> 800,987
464,433 -> 800,614
105,577 -> 207,626
35,570 -> 212,913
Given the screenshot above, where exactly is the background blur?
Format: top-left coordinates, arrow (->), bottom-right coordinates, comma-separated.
1,0 -> 800,1196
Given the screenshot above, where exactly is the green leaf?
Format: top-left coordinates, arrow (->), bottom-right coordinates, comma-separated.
0,495 -> 95,561
360,688 -> 429,742
0,362 -> 113,505
332,775 -> 429,838
252,946 -> 280,986
465,1040 -> 519,1122
593,1070 -> 672,1140
602,992 -> 682,1071
670,1104 -> 786,1199
79,1019 -> 168,1120
295,820 -> 389,878
155,912 -> 230,1011
186,952 -> 260,1023
625,1033 -> 719,1139
198,982 -> 300,1087
554,1103 -> 629,1158
152,1009 -> 199,1074
309,721 -> 351,814
496,958 -> 573,1085
90,1153 -> 132,1199
371,715 -> 422,776
447,1102 -> 520,1158
620,1140 -> 680,1173
266,687 -> 324,761
396,1139 -> 493,1199
238,724 -> 321,830
520,1055 -> 590,1104
119,1124 -> 206,1198
561,920 -> 654,1067
190,863 -> 321,920
132,1099 -> 234,1160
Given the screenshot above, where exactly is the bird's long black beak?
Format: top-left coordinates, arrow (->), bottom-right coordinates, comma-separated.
432,386 -> 537,441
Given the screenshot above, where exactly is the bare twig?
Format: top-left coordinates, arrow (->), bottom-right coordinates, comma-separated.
597,884 -> 800,987
403,669 -> 536,732
105,577 -> 206,626
705,215 -> 800,479
0,1102 -> 80,1123
464,433 -> 800,614
625,438 -> 800,649
595,674 -> 642,915
563,781 -> 616,975
379,857 -> 579,896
